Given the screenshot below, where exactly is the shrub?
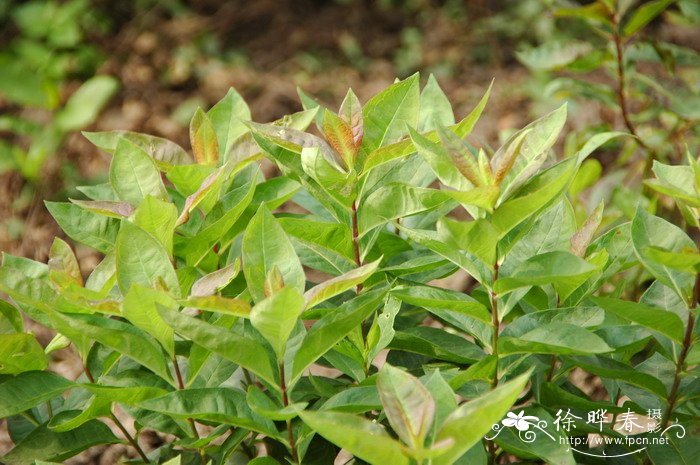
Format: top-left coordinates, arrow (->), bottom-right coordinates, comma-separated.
0,74 -> 697,464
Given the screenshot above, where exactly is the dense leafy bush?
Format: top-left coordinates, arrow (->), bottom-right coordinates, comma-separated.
0,74 -> 697,464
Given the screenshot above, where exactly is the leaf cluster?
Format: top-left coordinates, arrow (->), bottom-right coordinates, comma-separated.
0,74 -> 698,465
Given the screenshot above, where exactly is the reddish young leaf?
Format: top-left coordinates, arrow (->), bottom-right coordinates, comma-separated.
339,88 -> 364,147
323,109 -> 357,170
190,108 -> 220,165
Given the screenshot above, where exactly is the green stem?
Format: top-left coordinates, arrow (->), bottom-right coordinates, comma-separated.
610,10 -> 655,176
661,273 -> 699,428
546,355 -> 558,382
110,412 -> 151,464
20,411 -> 40,427
351,199 -> 363,294
487,262 -> 501,465
173,356 -> 200,440
84,363 -> 151,463
490,262 -> 500,389
280,363 -> 299,464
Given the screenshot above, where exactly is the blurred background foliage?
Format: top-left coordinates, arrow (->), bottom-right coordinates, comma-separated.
0,0 -> 698,263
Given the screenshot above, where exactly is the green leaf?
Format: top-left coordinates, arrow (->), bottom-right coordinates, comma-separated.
391,285 -> 490,324
242,204 -> 305,303
359,184 -> 453,235
492,104 -> 567,200
432,372 -> 530,465
109,137 -> 167,206
251,286 -> 305,359
569,356 -> 668,398
0,300 -> 23,333
493,406 -> 575,465
207,87 -> 251,159
554,2 -> 610,23
362,80 -> 491,173
55,76 -> 118,132
377,364 -> 436,449
516,41 -> 593,71
0,371 -> 73,417
279,217 -> 355,275
422,370 -> 457,433
47,397 -> 112,433
45,202 -> 120,253
304,258 -> 381,309
179,172 -> 256,266
400,226 -> 485,285
83,130 -> 192,167
2,420 -> 120,465
248,458 -> 281,465
437,217 -> 498,267
66,313 -> 174,383
418,74 -> 454,132
632,206 -> 697,304
647,421 -> 700,465
408,126 -> 470,191
498,323 -> 612,355
115,220 -> 180,296
362,73 -> 419,152
646,161 -> 700,208
591,296 -> 685,344
644,246 -> 700,273
292,288 -> 386,383
366,296 -> 401,364
246,385 -> 307,420
134,196 -> 178,256
299,410 -> 410,465
623,0 -> 674,36
183,295 -> 251,317
321,386 -> 381,413
389,327 -> 485,364
494,251 -> 598,301
190,107 -> 219,165
122,284 -> 177,357
158,306 -> 277,386
248,120 -> 336,169
139,388 -> 279,438
48,237 -> 82,288
0,333 -> 47,374
301,146 -> 355,207
437,125 -> 484,187
491,158 -> 577,238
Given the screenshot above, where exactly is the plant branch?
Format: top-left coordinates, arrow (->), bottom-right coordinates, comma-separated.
661,273 -> 699,428
280,363 -> 299,464
110,412 -> 151,464
487,262 -> 500,465
351,199 -> 363,293
610,12 -> 655,176
173,356 -> 200,439
490,262 -> 500,389
84,363 -> 151,463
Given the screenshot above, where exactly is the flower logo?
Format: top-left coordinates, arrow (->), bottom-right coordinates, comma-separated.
502,411 -> 540,431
